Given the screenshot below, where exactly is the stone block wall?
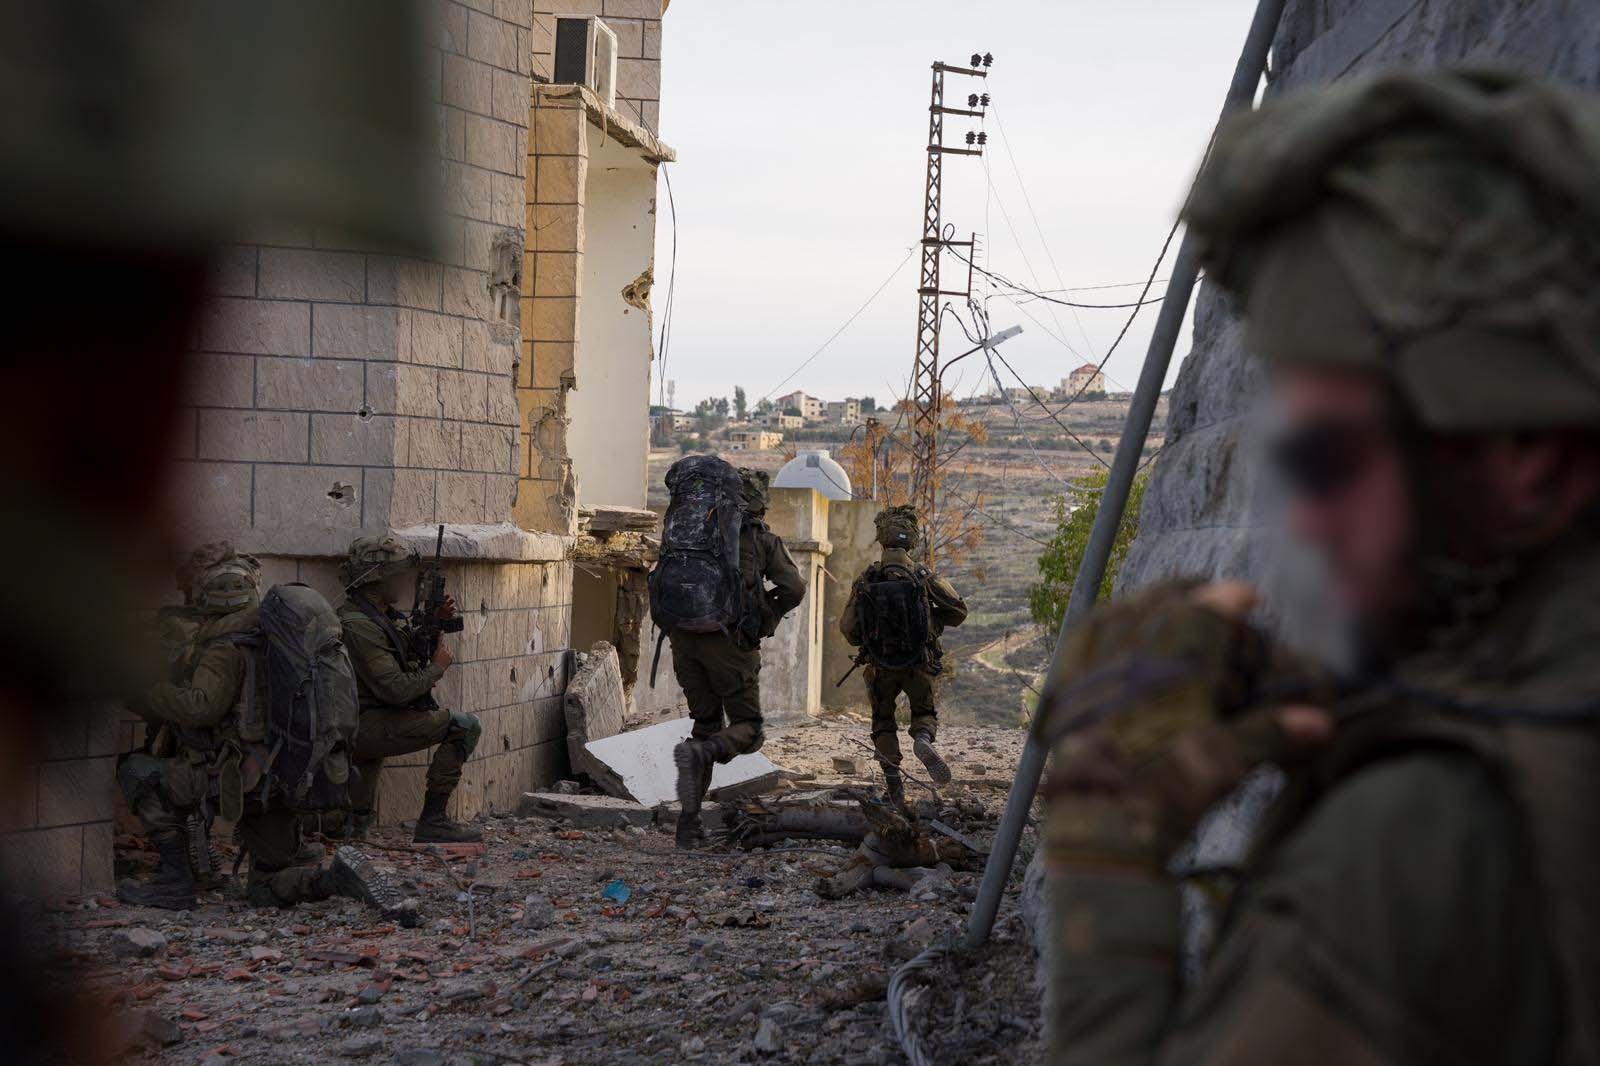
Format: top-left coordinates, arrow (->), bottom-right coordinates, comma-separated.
0,706 -> 121,897
175,0 -> 533,553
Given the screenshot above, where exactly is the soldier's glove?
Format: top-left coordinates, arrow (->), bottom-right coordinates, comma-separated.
1039,581 -> 1331,873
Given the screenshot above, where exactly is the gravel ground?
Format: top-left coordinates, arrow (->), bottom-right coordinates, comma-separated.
34,722 -> 1041,1065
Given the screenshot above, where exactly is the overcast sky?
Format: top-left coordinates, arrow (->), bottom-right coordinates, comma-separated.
652,0 -> 1259,411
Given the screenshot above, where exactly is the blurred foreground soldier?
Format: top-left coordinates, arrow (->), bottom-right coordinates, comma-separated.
0,4 -> 437,1059
649,460 -> 805,848
839,505 -> 967,805
1043,68 -> 1600,1064
337,534 -> 482,843
119,553 -> 405,918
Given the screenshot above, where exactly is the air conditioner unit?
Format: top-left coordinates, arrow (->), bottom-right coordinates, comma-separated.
553,16 -> 618,109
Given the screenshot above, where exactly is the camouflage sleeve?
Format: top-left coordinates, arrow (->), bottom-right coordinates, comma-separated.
839,581 -> 862,645
342,613 -> 444,708
926,572 -> 967,628
762,532 -> 807,620
139,642 -> 245,729
1048,752 -> 1550,1065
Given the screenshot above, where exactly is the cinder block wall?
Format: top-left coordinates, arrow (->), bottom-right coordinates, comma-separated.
0,0 -> 578,897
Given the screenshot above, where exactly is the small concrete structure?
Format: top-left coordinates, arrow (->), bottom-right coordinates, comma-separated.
579,717 -> 782,806
773,449 -> 852,502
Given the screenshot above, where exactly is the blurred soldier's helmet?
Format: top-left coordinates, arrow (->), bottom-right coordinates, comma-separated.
1185,67 -> 1600,431
176,541 -> 237,603
738,468 -> 771,516
341,534 -> 419,590
875,505 -> 920,550
194,554 -> 262,614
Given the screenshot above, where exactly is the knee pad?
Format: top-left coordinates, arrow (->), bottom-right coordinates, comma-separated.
449,711 -> 482,759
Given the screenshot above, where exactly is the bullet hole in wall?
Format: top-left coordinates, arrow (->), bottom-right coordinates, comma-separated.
356,403 -> 374,422
509,667 -> 517,683
327,482 -> 355,506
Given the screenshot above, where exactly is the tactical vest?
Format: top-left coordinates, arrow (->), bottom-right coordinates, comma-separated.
1254,695 -> 1600,1064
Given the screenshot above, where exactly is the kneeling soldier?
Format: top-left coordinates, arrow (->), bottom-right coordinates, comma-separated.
118,550 -> 395,912
337,534 -> 482,843
840,505 -> 967,805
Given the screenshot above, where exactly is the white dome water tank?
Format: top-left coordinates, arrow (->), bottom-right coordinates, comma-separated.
773,449 -> 853,501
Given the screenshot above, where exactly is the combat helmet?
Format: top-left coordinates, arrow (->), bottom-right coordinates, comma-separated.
875,504 -> 920,551
193,552 -> 262,614
1185,67 -> 1600,431
341,533 -> 418,590
738,468 -> 770,516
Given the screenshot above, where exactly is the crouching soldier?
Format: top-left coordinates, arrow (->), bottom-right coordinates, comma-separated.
337,534 -> 482,843
653,462 -> 806,848
117,550 -> 400,914
840,505 -> 967,804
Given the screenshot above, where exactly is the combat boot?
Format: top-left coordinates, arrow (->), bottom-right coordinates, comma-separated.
319,809 -> 372,842
673,738 -> 718,850
325,846 -> 421,927
911,731 -> 951,786
414,791 -> 482,843
116,832 -> 197,911
882,769 -> 906,810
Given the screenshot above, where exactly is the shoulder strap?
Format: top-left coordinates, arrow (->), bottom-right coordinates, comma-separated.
349,595 -> 411,665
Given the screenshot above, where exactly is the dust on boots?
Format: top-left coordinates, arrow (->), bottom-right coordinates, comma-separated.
116,833 -> 197,911
673,737 -> 723,849
414,790 -> 482,843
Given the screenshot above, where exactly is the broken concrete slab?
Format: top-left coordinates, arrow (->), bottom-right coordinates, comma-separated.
651,802 -> 727,832
517,793 -> 655,829
579,717 -> 784,806
565,642 -> 626,785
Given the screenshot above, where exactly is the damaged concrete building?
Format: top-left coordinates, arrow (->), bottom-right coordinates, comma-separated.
0,0 -> 680,897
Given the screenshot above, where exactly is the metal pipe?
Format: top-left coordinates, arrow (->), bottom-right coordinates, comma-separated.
962,0 -> 1288,950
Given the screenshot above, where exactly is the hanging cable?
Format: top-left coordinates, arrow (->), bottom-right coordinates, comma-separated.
655,163 -> 679,407
759,245 -> 917,403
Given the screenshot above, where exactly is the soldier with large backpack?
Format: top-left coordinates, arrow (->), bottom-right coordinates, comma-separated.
650,458 -> 806,848
117,549 -> 403,916
335,534 -> 483,844
839,505 -> 967,805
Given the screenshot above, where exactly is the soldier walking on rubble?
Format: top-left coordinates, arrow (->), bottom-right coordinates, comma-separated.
117,549 -> 402,914
650,459 -> 806,849
839,505 -> 967,806
1041,68 -> 1600,1063
335,534 -> 483,843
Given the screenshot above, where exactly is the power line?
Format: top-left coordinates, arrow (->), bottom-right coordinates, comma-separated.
655,163 -> 679,407
988,101 -> 1100,359
759,245 -> 917,403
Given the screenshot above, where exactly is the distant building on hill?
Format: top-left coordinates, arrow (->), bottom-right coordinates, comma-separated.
824,398 -> 862,426
727,427 -> 783,452
760,409 -> 804,430
775,390 -> 825,422
1064,363 -> 1106,396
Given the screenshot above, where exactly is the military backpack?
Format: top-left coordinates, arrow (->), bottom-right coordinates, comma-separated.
225,584 -> 360,812
648,455 -> 747,683
856,562 -> 935,671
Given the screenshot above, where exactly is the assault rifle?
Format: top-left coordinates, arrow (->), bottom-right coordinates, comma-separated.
410,524 -> 464,664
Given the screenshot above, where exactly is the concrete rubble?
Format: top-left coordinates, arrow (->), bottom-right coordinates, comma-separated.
39,721 -> 1039,1065
563,643 -> 627,786
580,717 -> 785,806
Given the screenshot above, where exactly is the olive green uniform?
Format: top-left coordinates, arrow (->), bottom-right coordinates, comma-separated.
1045,535 -> 1595,1064
839,546 -> 967,771
1044,69 -> 1600,1064
122,607 -> 334,906
669,520 -> 806,759
337,592 -> 480,812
